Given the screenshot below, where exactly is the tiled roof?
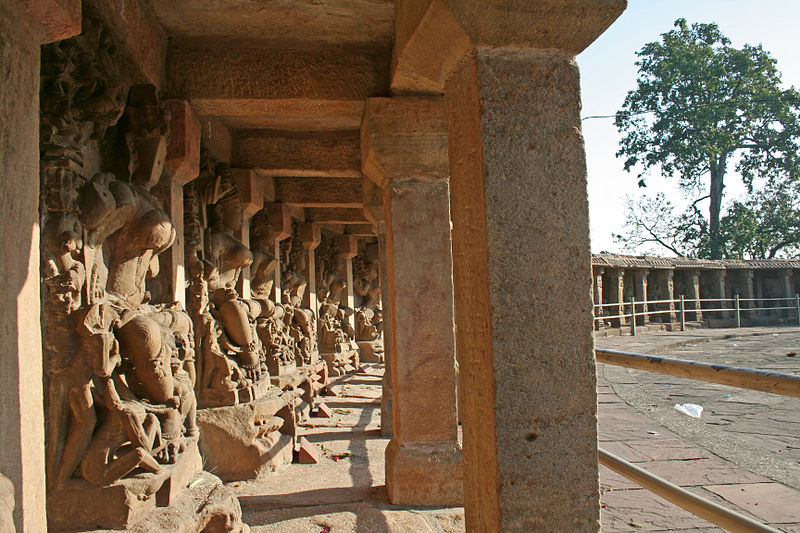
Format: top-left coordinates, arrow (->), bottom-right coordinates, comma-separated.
592,254 -> 800,271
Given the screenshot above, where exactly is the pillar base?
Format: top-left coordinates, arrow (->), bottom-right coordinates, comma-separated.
385,438 -> 463,506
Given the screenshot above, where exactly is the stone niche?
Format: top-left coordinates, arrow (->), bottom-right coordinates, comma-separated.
39,12 -> 246,531
183,153 -> 298,481
315,232 -> 361,376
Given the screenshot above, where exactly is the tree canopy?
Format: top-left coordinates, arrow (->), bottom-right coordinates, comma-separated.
615,18 -> 800,259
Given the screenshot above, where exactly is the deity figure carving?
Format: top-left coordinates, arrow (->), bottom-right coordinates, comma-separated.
352,254 -> 384,362
41,82 -> 202,530
185,160 -> 268,407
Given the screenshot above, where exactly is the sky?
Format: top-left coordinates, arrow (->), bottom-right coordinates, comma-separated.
577,0 -> 800,255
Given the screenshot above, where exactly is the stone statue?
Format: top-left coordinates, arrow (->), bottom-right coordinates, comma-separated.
185,162 -> 268,407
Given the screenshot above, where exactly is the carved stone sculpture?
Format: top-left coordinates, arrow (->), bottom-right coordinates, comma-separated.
353,255 -> 384,362
185,155 -> 297,480
185,160 -> 268,407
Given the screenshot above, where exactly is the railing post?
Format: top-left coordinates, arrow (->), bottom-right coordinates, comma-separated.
680,295 -> 686,332
734,294 -> 741,328
795,294 -> 800,326
630,296 -> 636,336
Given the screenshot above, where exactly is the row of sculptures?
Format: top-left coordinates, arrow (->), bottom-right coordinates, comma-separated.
38,15 -> 383,526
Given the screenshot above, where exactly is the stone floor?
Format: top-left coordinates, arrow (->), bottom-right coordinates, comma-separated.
233,326 -> 800,532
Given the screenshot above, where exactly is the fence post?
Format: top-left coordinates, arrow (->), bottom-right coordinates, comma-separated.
630,296 -> 637,336
680,295 -> 686,332
735,294 -> 741,328
796,294 -> 800,326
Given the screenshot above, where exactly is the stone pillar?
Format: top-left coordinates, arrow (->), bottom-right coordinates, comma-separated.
712,270 -> 727,319
337,235 -> 358,330
377,222 -> 393,437
664,270 -> 677,323
593,268 -> 604,329
362,97 -> 462,505
160,100 -> 201,307
267,203 -> 291,302
610,269 -> 626,327
299,223 -> 321,313
231,170 -> 264,299
633,270 -> 649,325
687,270 -> 703,322
446,49 -> 601,532
742,270 -> 755,319
1,2 -> 80,530
781,269 -> 794,319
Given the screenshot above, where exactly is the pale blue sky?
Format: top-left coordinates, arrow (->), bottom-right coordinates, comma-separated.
577,1 -> 800,255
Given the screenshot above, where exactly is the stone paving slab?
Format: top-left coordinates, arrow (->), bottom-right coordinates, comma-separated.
231,328 -> 800,532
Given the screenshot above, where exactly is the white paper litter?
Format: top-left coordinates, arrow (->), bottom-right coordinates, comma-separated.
674,403 -> 703,418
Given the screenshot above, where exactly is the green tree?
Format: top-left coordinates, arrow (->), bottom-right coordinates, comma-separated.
615,19 -> 800,259
720,182 -> 800,259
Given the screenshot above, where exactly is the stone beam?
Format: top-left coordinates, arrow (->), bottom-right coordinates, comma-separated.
166,43 -> 390,102
200,115 -> 232,164
84,0 -> 167,88
345,224 -> 378,237
189,99 -> 365,132
361,97 -> 448,188
392,0 -> 626,92
19,0 -> 81,42
233,131 -> 361,178
305,208 -> 369,224
275,178 -> 363,208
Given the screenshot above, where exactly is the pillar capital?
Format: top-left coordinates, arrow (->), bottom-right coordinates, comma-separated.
336,235 -> 359,260
230,169 -> 263,221
299,223 -> 321,251
266,203 -> 292,242
712,269 -> 726,280
19,0 -> 81,43
361,97 -> 448,188
594,267 -> 604,277
164,100 -> 201,186
743,269 -> 755,280
392,0 -> 626,92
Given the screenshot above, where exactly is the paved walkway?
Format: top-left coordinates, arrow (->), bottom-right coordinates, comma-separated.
233,327 -> 800,532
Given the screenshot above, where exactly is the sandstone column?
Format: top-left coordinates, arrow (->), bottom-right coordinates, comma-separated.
712,270 -> 727,319
0,2 -> 80,530
299,223 -> 321,313
610,269 -> 626,327
742,270 -> 755,319
781,269 -> 794,319
231,170 -> 264,299
160,100 -> 201,307
663,270 -> 677,323
687,270 -> 703,322
633,270 -> 649,325
446,49 -> 602,531
337,235 -> 358,330
377,222 -> 394,436
362,97 -> 462,505
593,268 -> 604,329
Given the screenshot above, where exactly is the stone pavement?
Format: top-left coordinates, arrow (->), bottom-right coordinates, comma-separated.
597,326 -> 800,533
232,327 -> 800,532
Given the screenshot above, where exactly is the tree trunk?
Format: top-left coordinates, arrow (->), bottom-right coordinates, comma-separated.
708,159 -> 726,259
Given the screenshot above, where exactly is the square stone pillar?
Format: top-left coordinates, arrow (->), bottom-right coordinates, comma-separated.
781,270 -> 794,319
1,2 -> 80,531
299,223 -> 321,313
337,235 -> 358,330
267,203 -> 291,302
362,97 -> 462,506
663,270 -> 677,323
231,170 -> 264,300
446,49 -> 599,531
742,270 -> 755,319
633,270 -> 649,325
593,268 -> 604,329
377,222 -> 394,437
687,270 -> 703,322
712,270 -> 728,319
610,269 -> 626,327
